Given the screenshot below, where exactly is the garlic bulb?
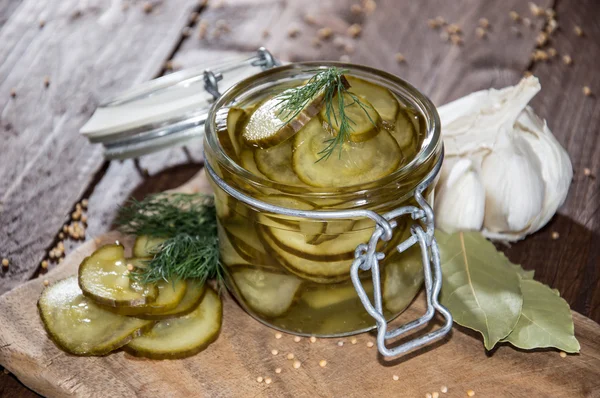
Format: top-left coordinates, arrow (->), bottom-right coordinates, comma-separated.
434,76 -> 572,241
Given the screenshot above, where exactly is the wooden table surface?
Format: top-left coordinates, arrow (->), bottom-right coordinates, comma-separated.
0,0 -> 598,396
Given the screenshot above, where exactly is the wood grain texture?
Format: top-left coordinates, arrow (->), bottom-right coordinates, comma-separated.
503,0 -> 600,322
0,171 -> 599,398
0,0 -> 201,295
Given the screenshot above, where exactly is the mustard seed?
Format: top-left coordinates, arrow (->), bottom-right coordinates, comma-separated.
426,393 -> 433,398
392,375 -> 399,381
10,89 -> 16,98
293,360 -> 301,369
275,368 -> 282,374
536,32 -> 548,47
440,386 -> 448,393
351,337 -> 357,344
467,390 -> 475,397
366,341 -> 374,348
547,48 -> 557,57
337,341 -> 344,347
59,232 -> 64,239
450,34 -> 463,46
574,26 -> 583,37
433,393 -> 440,398
435,16 -> 446,26
394,52 -> 406,63
142,2 -> 153,13
81,199 -> 88,208
583,86 -> 592,96
551,231 -> 560,240
317,27 -> 333,40
304,14 -> 316,25
584,167 -> 592,176
127,263 -> 135,272
271,349 -> 278,356
509,11 -> 520,21
72,211 -> 81,221
427,19 -> 439,29
43,280 -> 49,286
563,55 -> 572,65
288,27 -> 300,38
350,4 -> 362,15
286,353 -> 294,360
446,24 -> 461,34
363,0 -> 376,13
198,21 -> 208,39
265,377 -> 272,385
560,351 -> 567,358
523,17 -> 532,27
347,24 -> 362,38
58,258 -> 63,264
319,359 -> 327,367
41,260 -> 48,269
310,336 -> 317,343
293,336 -> 301,342
43,76 -> 50,88
1,258 -> 9,268
475,27 -> 486,39
478,18 -> 489,28
529,3 -> 543,17
256,376 -> 263,383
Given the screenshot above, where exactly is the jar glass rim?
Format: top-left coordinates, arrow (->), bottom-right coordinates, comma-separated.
204,62 -> 441,197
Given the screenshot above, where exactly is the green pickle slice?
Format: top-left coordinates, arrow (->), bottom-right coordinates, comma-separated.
133,236 -> 166,258
231,267 -> 302,317
320,92 -> 381,142
346,76 -> 399,122
388,109 -> 416,150
125,288 -> 222,359
302,280 -> 374,309
135,281 -> 206,320
292,119 -> 402,187
226,107 -> 247,156
383,247 -> 424,313
254,139 -> 303,185
78,244 -> 158,307
38,276 -> 153,356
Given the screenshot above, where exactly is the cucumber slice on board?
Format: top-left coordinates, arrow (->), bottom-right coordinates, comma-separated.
254,139 -> 304,185
108,279 -> 187,316
78,245 -> 158,307
242,89 -> 324,149
125,288 -> 222,359
292,119 -> 402,187
346,76 -> 399,122
135,281 -> 206,320
133,236 -> 166,258
38,276 -> 154,356
320,92 -> 381,142
231,267 -> 302,317
302,280 -> 374,309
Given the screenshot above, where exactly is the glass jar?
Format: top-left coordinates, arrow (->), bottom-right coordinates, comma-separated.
204,62 -> 442,337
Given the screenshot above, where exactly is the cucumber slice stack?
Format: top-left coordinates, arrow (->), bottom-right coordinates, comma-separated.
38,237 -> 222,358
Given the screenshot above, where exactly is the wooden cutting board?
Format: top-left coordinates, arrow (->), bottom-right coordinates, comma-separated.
1,170 -> 599,398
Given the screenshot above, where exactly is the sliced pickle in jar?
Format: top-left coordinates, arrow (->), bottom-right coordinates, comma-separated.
226,107 -> 248,156
292,118 -> 402,187
240,149 -> 266,178
38,276 -> 154,356
231,267 -> 302,317
242,89 -> 324,149
254,139 -> 304,185
223,219 -> 271,265
388,109 -> 416,150
125,288 -> 222,359
265,223 -> 374,261
346,76 -> 399,122
320,92 -> 381,142
383,245 -> 424,313
133,236 -> 166,258
302,279 -> 374,309
135,281 -> 206,320
78,244 -> 158,307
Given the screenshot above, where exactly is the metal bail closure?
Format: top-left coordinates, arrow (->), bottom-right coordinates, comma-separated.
349,185 -> 453,358
204,153 -> 453,358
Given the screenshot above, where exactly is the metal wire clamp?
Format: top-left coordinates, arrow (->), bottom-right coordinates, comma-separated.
205,154 -> 453,358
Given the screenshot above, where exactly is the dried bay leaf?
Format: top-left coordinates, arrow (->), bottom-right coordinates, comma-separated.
503,279 -> 580,353
436,231 -> 523,350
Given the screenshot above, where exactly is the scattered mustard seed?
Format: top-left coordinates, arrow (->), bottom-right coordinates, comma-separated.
509,11 -> 520,21
58,258 -> 63,264
546,8 -> 556,19
43,280 -> 50,287
256,376 -> 263,383
39,19 -> 46,28
337,341 -> 344,347
275,332 -> 282,339
560,351 -> 567,358
433,393 -> 440,398
394,52 -> 405,63
574,25 -> 583,37
350,4 -> 362,15
271,349 -> 278,356
10,89 -> 16,98
392,375 -> 399,381
319,359 -> 327,367
546,19 -> 558,34
43,76 -> 50,88
446,24 -> 461,34
363,0 -> 376,14
286,353 -> 294,360
293,360 -> 301,369
529,3 -> 544,17
310,336 -> 317,343
304,14 -> 316,25
440,31 -> 449,42
351,337 -> 357,345
293,336 -> 301,343
288,27 -> 300,38
547,48 -> 557,57
426,393 -> 433,398
265,377 -> 272,385
81,199 -> 89,208
427,19 -> 439,29
563,55 -> 572,65
347,23 -> 362,38
81,215 -> 88,224
72,211 -> 81,221
317,27 -> 333,40
2,258 -> 9,268
435,16 -> 446,26
523,17 -> 532,27
198,21 -> 208,39
583,86 -> 592,96
467,390 -> 475,397
366,341 -> 374,348
536,32 -> 548,47
41,260 -> 48,269
478,18 -> 489,28
142,2 -> 153,13
59,232 -> 64,240
584,168 -> 592,176
275,368 -> 282,374
475,27 -> 486,39
551,231 -> 560,240
450,34 -> 463,46
440,386 -> 448,393
127,263 -> 135,272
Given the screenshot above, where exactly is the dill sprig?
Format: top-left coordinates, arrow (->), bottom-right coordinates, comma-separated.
115,193 -> 223,286
273,67 -> 376,160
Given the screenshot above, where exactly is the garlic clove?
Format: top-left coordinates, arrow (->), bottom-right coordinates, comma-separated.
435,158 -> 486,233
481,135 -> 545,236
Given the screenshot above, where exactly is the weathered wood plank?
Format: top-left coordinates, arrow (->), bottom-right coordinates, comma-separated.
0,0 -> 202,295
504,0 -> 600,322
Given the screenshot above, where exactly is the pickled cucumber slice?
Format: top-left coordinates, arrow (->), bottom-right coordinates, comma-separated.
227,107 -> 247,156
38,276 -> 153,356
346,76 -> 399,121
257,195 -> 317,229
133,236 -> 166,258
231,267 -> 302,317
242,89 -> 324,148
388,110 -> 416,150
266,224 -> 374,261
292,119 -> 402,187
125,288 -> 222,359
383,247 -> 424,313
320,92 -> 380,142
240,149 -> 266,177
136,281 -> 206,320
78,244 -> 158,307
254,139 -> 303,185
260,228 -> 352,283
302,280 -> 373,309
